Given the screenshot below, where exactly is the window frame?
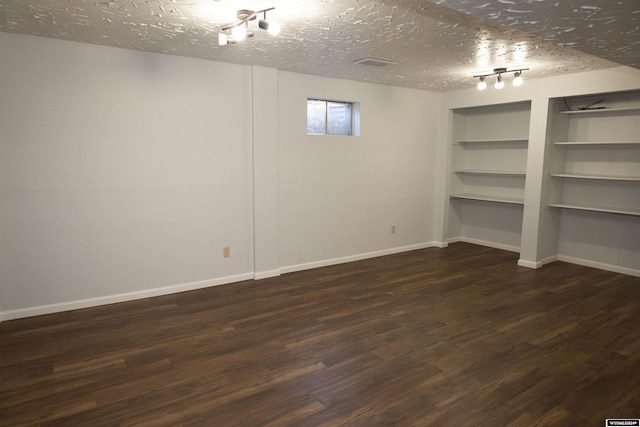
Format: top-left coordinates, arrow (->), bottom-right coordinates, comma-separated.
306,98 -> 360,136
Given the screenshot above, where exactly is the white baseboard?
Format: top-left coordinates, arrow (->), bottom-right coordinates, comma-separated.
517,256 -> 557,269
456,237 -> 520,253
3,246 -> 636,323
253,269 -> 281,280
0,244 -> 439,322
523,254 -> 639,277
540,255 -> 559,266
0,273 -> 254,322
517,259 -> 539,269
556,255 -> 640,278
280,242 -> 439,275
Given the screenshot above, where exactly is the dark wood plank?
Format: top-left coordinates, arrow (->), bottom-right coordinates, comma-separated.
1,242 -> 639,426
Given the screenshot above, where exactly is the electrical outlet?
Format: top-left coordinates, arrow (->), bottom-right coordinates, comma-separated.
223,246 -> 231,258
391,225 -> 396,234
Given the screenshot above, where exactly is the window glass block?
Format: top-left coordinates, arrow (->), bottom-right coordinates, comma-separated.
307,100 -> 327,135
327,102 -> 352,135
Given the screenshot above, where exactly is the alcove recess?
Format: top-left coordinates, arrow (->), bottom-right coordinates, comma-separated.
541,90 -> 640,273
447,101 -> 531,252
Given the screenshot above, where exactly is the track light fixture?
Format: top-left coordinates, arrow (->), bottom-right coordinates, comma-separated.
218,8 -> 280,46
477,76 -> 487,91
513,71 -> 523,87
473,67 -> 529,90
258,17 -> 281,36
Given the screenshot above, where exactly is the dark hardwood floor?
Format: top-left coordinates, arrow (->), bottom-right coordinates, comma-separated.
1,242 -> 639,426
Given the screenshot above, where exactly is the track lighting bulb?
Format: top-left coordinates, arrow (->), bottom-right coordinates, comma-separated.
495,75 -> 504,89
259,19 -> 281,36
267,20 -> 281,36
513,71 -> 523,86
231,25 -> 247,41
477,76 -> 487,91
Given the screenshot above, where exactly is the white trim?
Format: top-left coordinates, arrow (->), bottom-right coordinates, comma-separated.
253,269 -> 281,280
0,243 -> 440,322
0,273 -> 254,321
458,237 -> 520,253
556,255 -> 640,278
539,255 -> 559,266
517,256 -> 557,269
280,242 -> 439,274
517,259 -> 539,269
3,248 -> 637,323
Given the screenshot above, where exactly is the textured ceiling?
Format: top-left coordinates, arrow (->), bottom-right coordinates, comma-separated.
0,0 -> 635,91
432,0 -> 640,70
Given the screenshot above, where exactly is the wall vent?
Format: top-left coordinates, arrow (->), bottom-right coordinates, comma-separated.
353,58 -> 396,67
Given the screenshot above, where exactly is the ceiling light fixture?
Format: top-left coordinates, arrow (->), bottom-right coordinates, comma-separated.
477,76 -> 487,90
513,71 -> 523,87
218,8 -> 280,46
259,18 -> 281,36
473,67 -> 529,90
231,25 -> 248,42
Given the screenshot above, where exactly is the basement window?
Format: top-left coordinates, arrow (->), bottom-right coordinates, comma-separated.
307,98 -> 360,136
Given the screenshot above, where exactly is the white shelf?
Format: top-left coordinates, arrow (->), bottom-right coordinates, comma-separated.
456,138 -> 528,144
455,170 -> 526,176
549,203 -> 640,217
550,93 -> 640,222
560,106 -> 640,115
450,193 -> 524,205
448,102 -> 531,251
554,141 -> 640,146
551,173 -> 640,182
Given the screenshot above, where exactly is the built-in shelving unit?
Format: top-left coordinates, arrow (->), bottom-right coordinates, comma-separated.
553,141 -> 640,145
547,92 -> 640,217
443,89 -> 640,276
559,106 -> 640,115
454,170 -> 526,176
450,137 -> 529,203
549,172 -> 640,182
450,193 -> 524,205
547,202 -> 640,217
447,101 -> 531,251
456,138 -> 529,144
542,90 -> 640,274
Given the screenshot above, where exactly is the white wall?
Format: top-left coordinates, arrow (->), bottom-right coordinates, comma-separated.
251,66 -> 280,279
277,72 -> 441,270
0,33 -> 442,320
3,31 -> 636,321
0,33 -> 255,318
